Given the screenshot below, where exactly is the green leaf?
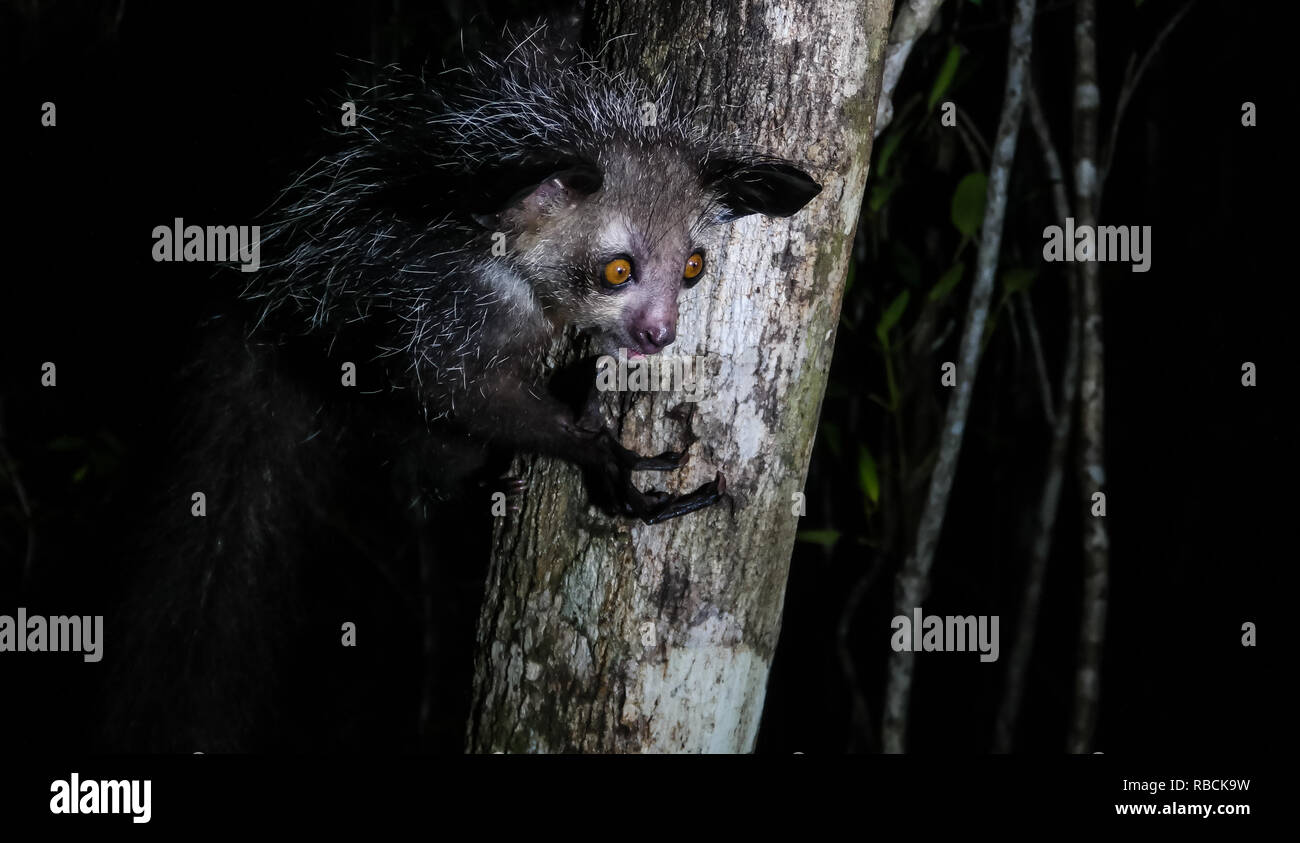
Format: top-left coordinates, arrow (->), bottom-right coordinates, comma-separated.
1002,266 -> 1038,295
857,444 -> 880,505
950,171 -> 988,238
875,289 -> 911,346
929,262 -> 966,302
797,529 -> 842,548
927,45 -> 963,113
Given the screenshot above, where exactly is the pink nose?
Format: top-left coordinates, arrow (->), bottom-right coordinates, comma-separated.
634,321 -> 675,354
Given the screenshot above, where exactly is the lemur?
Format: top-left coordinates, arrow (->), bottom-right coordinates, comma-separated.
107,25 -> 820,751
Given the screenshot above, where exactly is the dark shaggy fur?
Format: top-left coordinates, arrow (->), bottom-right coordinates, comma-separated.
104,26 -> 819,751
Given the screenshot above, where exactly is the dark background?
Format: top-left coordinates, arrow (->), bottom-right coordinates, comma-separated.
0,0 -> 1276,754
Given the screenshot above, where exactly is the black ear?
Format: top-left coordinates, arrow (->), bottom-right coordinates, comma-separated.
472,161 -> 603,229
704,158 -> 821,223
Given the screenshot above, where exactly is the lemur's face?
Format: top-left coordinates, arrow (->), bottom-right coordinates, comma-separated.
495,144 -> 821,357
554,214 -> 707,357
503,147 -> 713,357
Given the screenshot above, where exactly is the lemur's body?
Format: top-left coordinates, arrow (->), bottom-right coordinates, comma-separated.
108,28 -> 819,751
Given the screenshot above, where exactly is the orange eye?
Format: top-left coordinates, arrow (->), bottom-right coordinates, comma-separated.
683,252 -> 705,280
604,258 -> 633,285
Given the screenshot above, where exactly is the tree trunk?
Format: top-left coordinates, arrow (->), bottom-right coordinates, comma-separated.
467,0 -> 890,753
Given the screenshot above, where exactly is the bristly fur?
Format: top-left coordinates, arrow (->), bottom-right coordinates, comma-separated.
243,25 -> 729,419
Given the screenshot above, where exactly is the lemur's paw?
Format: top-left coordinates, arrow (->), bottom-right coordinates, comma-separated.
581,426 -> 725,524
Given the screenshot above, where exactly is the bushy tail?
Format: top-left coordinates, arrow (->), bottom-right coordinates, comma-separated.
105,323 -> 318,752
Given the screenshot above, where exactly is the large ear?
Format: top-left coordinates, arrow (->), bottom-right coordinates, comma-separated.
472,162 -> 603,230
704,158 -> 821,223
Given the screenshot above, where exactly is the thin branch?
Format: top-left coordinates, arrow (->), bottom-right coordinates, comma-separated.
1026,79 -> 1072,221
997,293 -> 1079,753
993,80 -> 1081,752
1006,294 -> 1025,361
956,103 -> 993,162
1068,0 -> 1110,756
881,0 -> 1038,755
955,115 -> 986,172
1098,1 -> 1196,207
875,0 -> 949,137
1019,292 -> 1057,427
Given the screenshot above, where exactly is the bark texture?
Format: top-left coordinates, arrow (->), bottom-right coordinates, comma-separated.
467,0 -> 890,753
1068,0 -> 1109,755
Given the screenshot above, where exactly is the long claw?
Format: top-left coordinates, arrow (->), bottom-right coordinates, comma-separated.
576,398 -> 724,524
500,476 -> 529,496
631,449 -> 688,471
639,472 -> 727,525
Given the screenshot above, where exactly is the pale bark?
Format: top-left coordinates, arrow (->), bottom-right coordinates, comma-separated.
466,0 -> 891,753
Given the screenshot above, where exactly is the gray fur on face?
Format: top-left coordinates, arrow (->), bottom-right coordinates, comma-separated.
509,143 -> 717,354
